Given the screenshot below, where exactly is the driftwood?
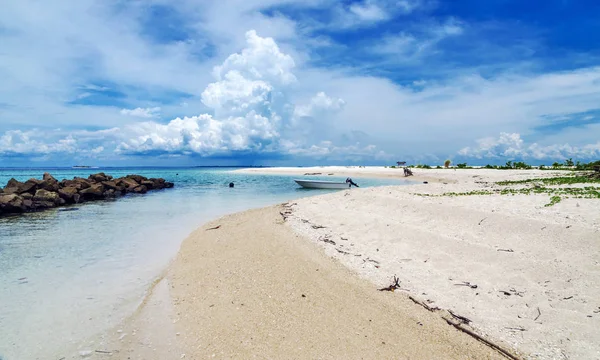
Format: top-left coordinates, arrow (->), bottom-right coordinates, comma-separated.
405,294 -> 520,359
206,225 -> 221,230
534,307 -> 542,321
455,281 -> 478,289
378,276 -> 401,292
322,238 -> 336,245
478,217 -> 487,225
448,309 -> 472,324
311,224 -> 326,229
497,249 -> 514,252
443,317 -> 521,360
408,295 -> 440,312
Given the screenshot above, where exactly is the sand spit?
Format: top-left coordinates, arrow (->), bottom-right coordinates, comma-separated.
72,205 -> 505,360
168,206 -> 504,359
269,168 -> 600,359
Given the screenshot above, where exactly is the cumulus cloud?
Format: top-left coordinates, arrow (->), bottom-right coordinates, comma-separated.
115,31 -> 371,158
120,107 -> 161,118
293,92 -> 346,119
458,132 -> 600,161
0,130 -> 77,157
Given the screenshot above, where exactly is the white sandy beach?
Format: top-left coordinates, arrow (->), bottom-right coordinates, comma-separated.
68,166 -> 599,360
237,166 -> 600,359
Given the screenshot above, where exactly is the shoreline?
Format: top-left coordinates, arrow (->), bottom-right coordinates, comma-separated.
67,167 -> 598,359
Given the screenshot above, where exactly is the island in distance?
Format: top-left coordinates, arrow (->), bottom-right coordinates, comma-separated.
0,172 -> 174,216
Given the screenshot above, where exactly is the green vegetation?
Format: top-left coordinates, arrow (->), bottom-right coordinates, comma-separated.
414,173 -> 600,205
496,175 -> 600,186
416,164 -> 431,169
545,196 -> 562,207
456,163 -> 468,168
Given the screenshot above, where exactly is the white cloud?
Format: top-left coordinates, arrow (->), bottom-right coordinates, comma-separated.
0,130 -> 77,156
120,107 -> 162,118
458,132 -> 600,161
349,1 -> 388,22
329,0 -> 424,29
293,92 -> 346,118
372,18 -> 464,57
115,31 -> 375,158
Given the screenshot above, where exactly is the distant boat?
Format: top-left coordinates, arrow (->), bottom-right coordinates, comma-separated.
72,165 -> 99,169
294,179 -> 357,189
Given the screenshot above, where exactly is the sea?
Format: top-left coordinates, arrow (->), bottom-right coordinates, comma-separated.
0,167 -> 408,359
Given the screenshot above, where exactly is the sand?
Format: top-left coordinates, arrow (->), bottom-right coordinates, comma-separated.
67,167 -> 599,360
71,205 -> 506,360
237,167 -> 600,359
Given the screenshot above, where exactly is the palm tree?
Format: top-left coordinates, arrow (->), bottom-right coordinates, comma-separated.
444,160 -> 451,168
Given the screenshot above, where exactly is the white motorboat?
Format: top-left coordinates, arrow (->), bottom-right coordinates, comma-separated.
294,178 -> 358,189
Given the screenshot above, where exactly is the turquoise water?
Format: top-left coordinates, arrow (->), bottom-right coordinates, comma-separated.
0,167 -> 408,359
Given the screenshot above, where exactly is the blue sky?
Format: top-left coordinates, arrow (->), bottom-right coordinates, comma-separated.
1,0 -> 599,167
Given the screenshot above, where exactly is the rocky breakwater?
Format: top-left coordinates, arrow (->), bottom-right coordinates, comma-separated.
0,172 -> 174,217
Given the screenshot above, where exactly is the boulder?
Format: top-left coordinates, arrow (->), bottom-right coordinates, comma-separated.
103,189 -> 118,198
79,183 -> 105,199
101,181 -> 119,190
32,200 -> 55,210
0,194 -> 26,213
126,175 -> 147,184
21,193 -> 33,200
3,178 -> 37,195
38,178 -> 59,192
22,199 -> 33,209
116,178 -> 139,190
33,189 -> 61,205
141,180 -> 155,189
88,173 -> 108,183
131,185 -> 147,194
62,178 -> 91,190
164,181 -> 174,188
43,172 -> 57,182
58,187 -> 79,203
73,193 -> 81,204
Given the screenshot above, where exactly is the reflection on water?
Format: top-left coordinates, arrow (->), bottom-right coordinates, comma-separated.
0,167 -> 408,359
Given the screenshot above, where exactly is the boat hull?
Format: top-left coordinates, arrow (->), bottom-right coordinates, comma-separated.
294,179 -> 351,189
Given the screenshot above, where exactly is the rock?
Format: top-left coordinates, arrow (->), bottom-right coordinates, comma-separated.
131,185 -> 147,194
3,178 -> 37,195
0,194 -> 26,213
126,174 -> 147,184
43,172 -> 57,182
62,178 -> 91,190
88,173 -> 108,183
58,187 -> 79,203
149,178 -> 166,189
101,180 -> 119,190
32,200 -> 55,210
79,183 -> 105,199
1,173 -> 172,217
103,189 -> 117,198
116,178 -> 139,190
141,180 -> 155,189
38,178 -> 59,192
33,189 -> 61,205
